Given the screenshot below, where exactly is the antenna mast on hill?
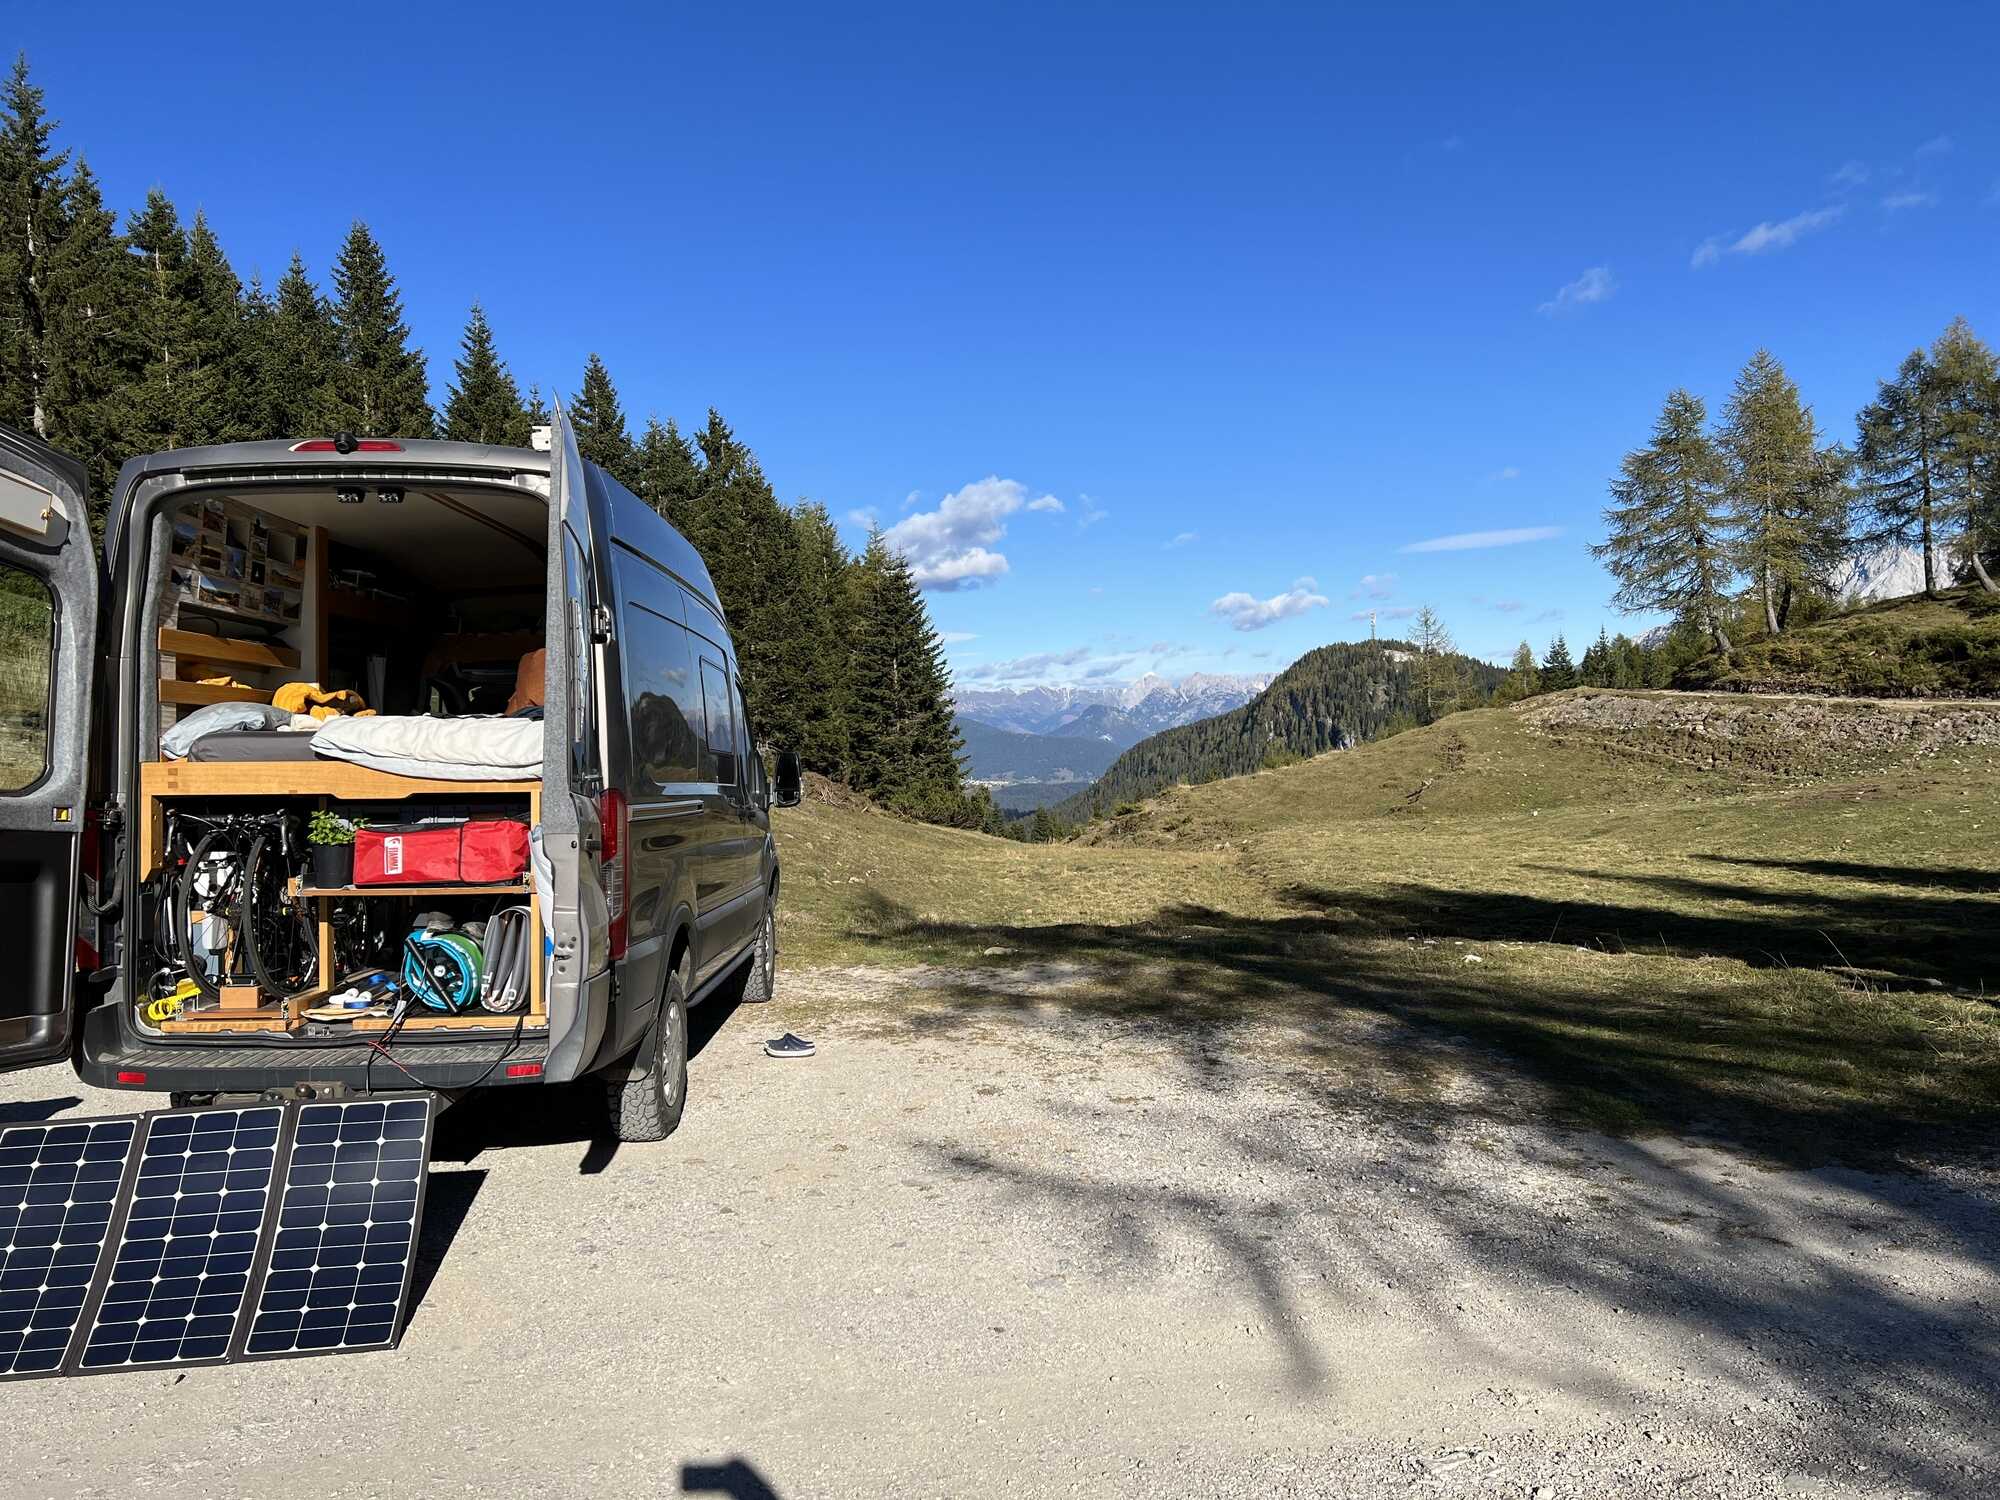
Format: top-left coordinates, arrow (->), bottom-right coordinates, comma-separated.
1370,610 -> 1377,641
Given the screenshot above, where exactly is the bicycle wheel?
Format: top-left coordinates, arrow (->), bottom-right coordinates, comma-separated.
243,831 -> 320,997
174,828 -> 246,1002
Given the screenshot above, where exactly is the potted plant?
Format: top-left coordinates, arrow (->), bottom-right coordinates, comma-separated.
307,810 -> 358,888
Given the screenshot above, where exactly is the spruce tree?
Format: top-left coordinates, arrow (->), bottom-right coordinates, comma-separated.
570,353 -> 638,487
524,383 -> 550,428
1539,634 -> 1577,691
635,415 -> 701,523
1578,626 -> 1613,687
40,157 -> 142,506
0,53 -> 68,438
1594,390 -> 1737,653
848,529 -> 965,812
119,188 -> 192,451
441,302 -> 528,445
1930,318 -> 2000,592
785,501 -> 855,775
178,211 -> 247,445
1857,348 -> 1946,595
1719,350 -> 1848,633
327,221 -> 433,438
245,251 -> 339,438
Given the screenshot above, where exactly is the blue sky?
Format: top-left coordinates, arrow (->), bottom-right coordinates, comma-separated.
17,2 -> 2000,677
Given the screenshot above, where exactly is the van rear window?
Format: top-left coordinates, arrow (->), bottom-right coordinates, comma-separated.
622,606 -> 701,786
0,563 -> 53,792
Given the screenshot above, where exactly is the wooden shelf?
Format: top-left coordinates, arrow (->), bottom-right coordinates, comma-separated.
141,760 -> 539,799
159,626 -> 301,672
159,678 -> 275,707
297,883 -> 530,898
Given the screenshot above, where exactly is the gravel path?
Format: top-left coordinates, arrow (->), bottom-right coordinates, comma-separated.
2,964 -> 1996,1499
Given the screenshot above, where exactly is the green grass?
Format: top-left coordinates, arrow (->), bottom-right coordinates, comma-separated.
1677,584 -> 2000,698
773,700 -> 2000,1157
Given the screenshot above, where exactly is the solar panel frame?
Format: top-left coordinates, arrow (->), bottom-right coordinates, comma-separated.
69,1104 -> 287,1375
233,1095 -> 434,1363
0,1114 -> 142,1382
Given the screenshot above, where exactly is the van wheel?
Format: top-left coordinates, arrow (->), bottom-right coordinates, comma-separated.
742,898 -> 776,1003
610,951 -> 689,1143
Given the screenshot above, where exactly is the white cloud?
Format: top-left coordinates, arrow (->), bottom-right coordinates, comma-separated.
1915,134 -> 1954,157
1491,465 -> 1521,482
1026,495 -> 1065,513
1078,495 -> 1109,529
845,506 -> 878,529
1882,190 -> 1937,211
901,489 -> 922,512
1691,205 -> 1843,268
1399,525 -> 1562,554
883,476 -> 1059,591
1165,531 -> 1198,548
1537,265 -> 1616,316
1209,577 -> 1330,633
939,631 -> 978,645
1830,160 -> 1871,190
1493,600 -> 1524,614
1350,572 -> 1396,600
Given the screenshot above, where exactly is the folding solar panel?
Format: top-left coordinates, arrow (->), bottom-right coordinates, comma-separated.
74,1105 -> 284,1372
239,1095 -> 433,1360
0,1117 -> 139,1380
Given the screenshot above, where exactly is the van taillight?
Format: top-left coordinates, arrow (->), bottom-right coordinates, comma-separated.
598,788 -> 629,961
288,438 -> 405,452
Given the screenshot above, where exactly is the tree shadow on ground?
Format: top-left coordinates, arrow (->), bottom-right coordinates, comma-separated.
1697,852 -> 2000,896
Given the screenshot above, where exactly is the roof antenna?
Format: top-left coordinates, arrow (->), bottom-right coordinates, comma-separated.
333,431 -> 359,455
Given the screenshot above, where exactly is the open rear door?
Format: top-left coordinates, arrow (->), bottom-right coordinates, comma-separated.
539,402 -> 611,1080
0,426 -> 101,1073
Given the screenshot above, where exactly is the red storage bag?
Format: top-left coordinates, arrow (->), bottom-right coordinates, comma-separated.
354,824 -> 462,885
459,820 -> 530,883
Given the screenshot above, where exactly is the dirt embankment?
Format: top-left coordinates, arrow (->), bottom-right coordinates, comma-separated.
1516,688 -> 2000,776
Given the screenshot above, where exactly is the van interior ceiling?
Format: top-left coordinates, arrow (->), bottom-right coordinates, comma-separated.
131,478 -> 554,1043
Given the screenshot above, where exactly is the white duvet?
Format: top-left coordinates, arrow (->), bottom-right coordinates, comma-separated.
309,715 -> 543,781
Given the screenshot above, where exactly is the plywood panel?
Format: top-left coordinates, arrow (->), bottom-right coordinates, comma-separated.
158,628 -> 300,672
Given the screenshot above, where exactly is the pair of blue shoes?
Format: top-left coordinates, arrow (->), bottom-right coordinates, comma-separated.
763,1032 -> 815,1059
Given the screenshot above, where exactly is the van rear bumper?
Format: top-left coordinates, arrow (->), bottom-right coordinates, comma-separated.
77,1002 -> 549,1095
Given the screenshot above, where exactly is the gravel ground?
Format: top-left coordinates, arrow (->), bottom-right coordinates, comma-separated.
2,963 -> 1996,1499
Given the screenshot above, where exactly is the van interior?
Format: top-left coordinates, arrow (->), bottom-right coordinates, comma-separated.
132,478 -> 554,1043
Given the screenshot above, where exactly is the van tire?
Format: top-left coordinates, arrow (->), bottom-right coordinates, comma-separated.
610,951 -> 689,1142
742,898 -> 776,1003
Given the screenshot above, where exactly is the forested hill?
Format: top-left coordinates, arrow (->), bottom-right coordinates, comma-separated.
1052,640 -> 1505,820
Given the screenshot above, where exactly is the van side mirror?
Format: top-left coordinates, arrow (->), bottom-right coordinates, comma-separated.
774,750 -> 802,808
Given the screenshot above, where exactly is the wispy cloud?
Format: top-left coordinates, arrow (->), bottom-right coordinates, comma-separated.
845,506 -> 878,529
1537,266 -> 1616,316
1349,605 -> 1414,623
1528,608 -> 1564,624
1026,495 -> 1065,513
1210,578 -> 1330,633
1440,133 -> 1464,151
1830,160 -> 1871,190
957,645 -> 1093,683
1349,572 -> 1396,600
1165,530 -> 1198,548
901,489 -> 923,512
1882,189 -> 1937,212
1399,525 -> 1562,554
1915,134 -> 1954,157
884,476 -> 1061,591
1692,205 -> 1844,268
1493,599 -> 1524,613
1077,495 -> 1109,530
939,631 -> 978,645
1490,465 -> 1521,482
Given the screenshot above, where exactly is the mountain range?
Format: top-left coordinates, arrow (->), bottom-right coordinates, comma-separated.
953,671 -> 1275,746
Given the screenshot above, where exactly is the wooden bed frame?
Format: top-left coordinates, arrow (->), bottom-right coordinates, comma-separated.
137,760 -> 545,1036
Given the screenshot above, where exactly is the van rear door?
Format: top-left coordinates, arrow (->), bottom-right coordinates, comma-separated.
0,426 -> 101,1073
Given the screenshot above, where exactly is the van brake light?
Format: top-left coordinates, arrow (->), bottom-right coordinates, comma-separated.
598,788 -> 629,962
289,438 -> 405,453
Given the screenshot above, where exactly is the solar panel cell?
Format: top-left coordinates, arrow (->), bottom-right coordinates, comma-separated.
0,1119 -> 138,1378
77,1106 -> 283,1371
241,1097 -> 432,1359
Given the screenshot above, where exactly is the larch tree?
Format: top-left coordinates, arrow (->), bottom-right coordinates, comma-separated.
1407,605 -> 1459,720
1719,350 -> 1849,633
1594,389 -> 1737,654
1495,640 -> 1540,703
569,352 -> 638,487
0,52 -> 68,438
1856,347 -> 1947,596
1930,318 -> 2000,592
441,302 -> 529,446
327,221 -> 433,439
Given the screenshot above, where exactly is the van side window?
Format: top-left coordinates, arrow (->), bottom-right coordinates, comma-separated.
623,605 -> 701,786
0,563 -> 53,792
737,681 -> 768,803
697,658 -> 738,788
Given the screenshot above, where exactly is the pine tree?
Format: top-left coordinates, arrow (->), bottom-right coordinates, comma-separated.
40,157 -> 142,506
1495,640 -> 1540,703
327,221 -> 433,438
1578,626 -> 1613,687
1857,347 -> 1947,596
178,211 -> 246,445
0,53 -> 71,439
1539,634 -> 1577,691
570,353 -> 637,487
1719,350 -> 1848,633
244,252 -> 339,438
1594,390 -> 1737,653
1930,318 -> 2000,593
785,501 -> 855,775
119,188 -> 192,451
634,415 -> 701,523
441,302 -> 528,445
848,528 -> 965,812
524,383 -> 550,428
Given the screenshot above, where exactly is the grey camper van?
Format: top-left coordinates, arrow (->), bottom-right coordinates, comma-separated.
0,408 -> 798,1142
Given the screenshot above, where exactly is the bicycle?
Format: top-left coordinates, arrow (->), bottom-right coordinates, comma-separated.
162,807 -> 320,1002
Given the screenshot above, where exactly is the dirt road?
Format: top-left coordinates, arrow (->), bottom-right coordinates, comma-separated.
2,965 -> 1995,1498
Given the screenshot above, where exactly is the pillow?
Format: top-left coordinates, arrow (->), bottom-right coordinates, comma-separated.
160,700 -> 293,759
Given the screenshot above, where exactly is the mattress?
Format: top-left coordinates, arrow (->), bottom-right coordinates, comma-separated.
309,714 -> 542,781
186,730 -> 326,763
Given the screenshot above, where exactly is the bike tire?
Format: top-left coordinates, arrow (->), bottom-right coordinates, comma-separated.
244,831 -> 319,997
174,827 -> 241,1002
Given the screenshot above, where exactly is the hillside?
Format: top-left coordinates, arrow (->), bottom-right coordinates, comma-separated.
954,715 -> 1122,785
773,691 -> 2000,1146
1675,585 -> 2000,698
1050,639 -> 1504,821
